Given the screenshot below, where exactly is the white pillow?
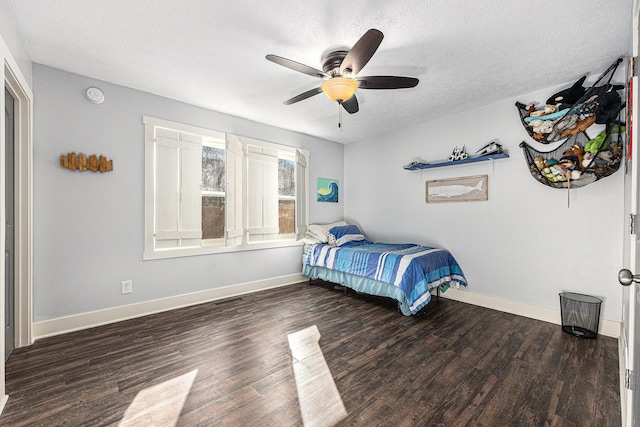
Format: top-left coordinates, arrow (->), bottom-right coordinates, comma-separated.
303,234 -> 323,245
307,221 -> 348,243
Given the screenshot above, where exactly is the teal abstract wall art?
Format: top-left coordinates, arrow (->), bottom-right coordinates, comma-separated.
317,178 -> 339,203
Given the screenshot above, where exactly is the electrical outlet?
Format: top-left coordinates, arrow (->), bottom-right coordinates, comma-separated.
121,280 -> 133,294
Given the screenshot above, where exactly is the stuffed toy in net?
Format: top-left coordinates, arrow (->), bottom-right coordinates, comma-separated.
520,123 -> 624,189
516,58 -> 625,144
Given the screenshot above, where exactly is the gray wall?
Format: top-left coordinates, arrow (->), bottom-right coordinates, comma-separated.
345,80 -> 624,321
32,64 -> 344,322
344,82 -> 625,322
0,0 -> 32,85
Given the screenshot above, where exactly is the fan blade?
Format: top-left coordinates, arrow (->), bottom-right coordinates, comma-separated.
356,76 -> 419,89
340,29 -> 384,76
342,95 -> 359,114
266,54 -> 328,79
283,87 -> 323,105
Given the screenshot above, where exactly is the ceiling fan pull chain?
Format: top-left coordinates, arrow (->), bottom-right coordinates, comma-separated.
338,101 -> 343,130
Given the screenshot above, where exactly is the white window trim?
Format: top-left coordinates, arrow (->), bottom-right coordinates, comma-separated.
143,116 -> 309,260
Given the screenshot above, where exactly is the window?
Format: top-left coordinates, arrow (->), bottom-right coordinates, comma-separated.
278,157 -> 296,236
201,142 -> 225,240
143,117 -> 309,259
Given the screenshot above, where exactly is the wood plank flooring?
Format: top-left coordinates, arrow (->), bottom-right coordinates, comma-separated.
0,282 -> 620,426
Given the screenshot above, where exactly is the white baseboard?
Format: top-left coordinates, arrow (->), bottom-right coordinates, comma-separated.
32,276 -> 620,341
441,288 -> 620,338
0,394 -> 7,415
33,273 -> 306,340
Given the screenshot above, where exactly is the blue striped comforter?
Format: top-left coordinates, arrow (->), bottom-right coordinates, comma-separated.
304,241 -> 467,314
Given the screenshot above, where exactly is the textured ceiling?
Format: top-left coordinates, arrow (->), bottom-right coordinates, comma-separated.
5,0 -> 632,143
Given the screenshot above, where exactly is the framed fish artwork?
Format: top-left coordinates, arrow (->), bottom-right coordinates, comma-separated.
426,175 -> 488,203
317,178 -> 339,203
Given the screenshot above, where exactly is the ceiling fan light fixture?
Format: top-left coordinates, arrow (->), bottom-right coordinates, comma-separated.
321,77 -> 358,103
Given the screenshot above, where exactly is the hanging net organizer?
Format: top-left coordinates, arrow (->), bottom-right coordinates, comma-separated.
516,57 -> 627,196
520,125 -> 624,190
516,57 -> 625,145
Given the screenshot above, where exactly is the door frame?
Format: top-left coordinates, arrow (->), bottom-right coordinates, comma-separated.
3,63 -> 31,349
5,85 -> 15,361
0,36 -> 33,411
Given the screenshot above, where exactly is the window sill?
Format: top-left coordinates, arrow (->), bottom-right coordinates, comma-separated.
143,239 -> 304,261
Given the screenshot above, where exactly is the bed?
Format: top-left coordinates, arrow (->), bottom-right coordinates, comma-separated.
302,223 -> 467,315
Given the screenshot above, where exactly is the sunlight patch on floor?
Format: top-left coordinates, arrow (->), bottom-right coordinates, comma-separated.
118,369 -> 198,427
288,325 -> 347,427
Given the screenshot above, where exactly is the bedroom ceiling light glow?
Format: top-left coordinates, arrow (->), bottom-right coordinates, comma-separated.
321,77 -> 358,103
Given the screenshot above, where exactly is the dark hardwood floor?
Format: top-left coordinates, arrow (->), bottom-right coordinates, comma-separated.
0,282 -> 620,426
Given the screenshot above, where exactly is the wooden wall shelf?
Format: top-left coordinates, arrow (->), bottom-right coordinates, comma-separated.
403,152 -> 509,170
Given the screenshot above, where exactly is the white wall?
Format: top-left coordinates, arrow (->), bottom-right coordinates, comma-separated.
344,84 -> 625,322
32,64 -> 344,322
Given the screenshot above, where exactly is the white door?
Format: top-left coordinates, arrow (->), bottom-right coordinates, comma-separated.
620,6 -> 640,425
620,153 -> 640,427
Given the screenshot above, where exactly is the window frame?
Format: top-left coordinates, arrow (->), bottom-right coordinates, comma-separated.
143,116 -> 309,260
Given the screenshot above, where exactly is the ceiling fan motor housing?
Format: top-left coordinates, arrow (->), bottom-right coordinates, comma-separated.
322,50 -> 349,76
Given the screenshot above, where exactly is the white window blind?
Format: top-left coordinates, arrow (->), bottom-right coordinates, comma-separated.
225,134 -> 244,246
154,128 -> 203,249
246,142 -> 279,242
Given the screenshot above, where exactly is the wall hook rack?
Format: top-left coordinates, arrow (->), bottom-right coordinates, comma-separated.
60,152 -> 113,173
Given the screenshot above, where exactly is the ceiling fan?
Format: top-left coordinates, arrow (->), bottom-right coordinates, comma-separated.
266,29 -> 419,117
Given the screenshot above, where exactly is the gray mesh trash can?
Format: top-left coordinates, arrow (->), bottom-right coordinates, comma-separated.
559,292 -> 602,338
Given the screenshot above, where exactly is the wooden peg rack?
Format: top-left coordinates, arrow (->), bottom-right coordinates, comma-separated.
60,152 -> 113,173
